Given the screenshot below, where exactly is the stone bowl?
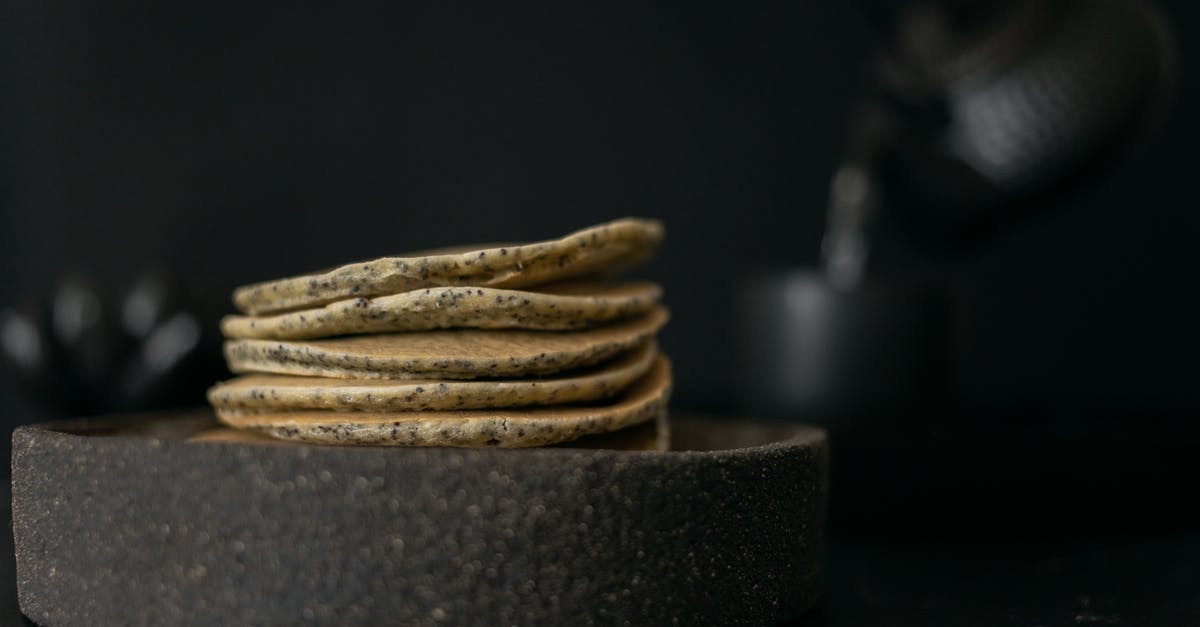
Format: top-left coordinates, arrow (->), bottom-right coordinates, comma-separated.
12,411 -> 827,626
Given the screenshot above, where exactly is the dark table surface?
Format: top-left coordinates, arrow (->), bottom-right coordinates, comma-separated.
6,474 -> 1198,627
804,533 -> 1200,626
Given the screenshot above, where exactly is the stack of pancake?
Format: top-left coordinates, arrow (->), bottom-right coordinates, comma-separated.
206,218 -> 671,449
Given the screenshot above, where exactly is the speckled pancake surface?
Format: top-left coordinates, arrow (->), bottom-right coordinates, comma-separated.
190,411 -> 669,451
216,356 -> 672,447
224,307 -> 668,379
232,218 -> 664,315
208,340 -> 658,412
221,281 -> 661,340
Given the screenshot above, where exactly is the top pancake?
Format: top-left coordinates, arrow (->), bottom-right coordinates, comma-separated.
232,218 -> 664,315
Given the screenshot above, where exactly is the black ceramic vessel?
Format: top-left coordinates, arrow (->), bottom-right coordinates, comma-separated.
12,412 -> 827,626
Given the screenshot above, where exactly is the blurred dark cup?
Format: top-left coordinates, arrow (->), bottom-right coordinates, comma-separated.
737,270 -> 947,432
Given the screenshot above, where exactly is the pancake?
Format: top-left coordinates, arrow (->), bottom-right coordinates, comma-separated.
208,340 -> 658,412
232,218 -> 664,315
216,356 -> 672,447
221,281 -> 661,340
190,410 -> 669,451
223,307 -> 667,380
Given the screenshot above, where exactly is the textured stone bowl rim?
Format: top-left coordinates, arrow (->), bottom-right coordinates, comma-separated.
12,412 -> 828,626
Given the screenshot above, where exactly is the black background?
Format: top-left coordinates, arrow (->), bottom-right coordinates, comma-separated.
2,1 -> 1198,414
2,1 -> 1200,624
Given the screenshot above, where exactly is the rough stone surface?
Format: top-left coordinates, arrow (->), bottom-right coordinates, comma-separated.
12,412 -> 827,627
